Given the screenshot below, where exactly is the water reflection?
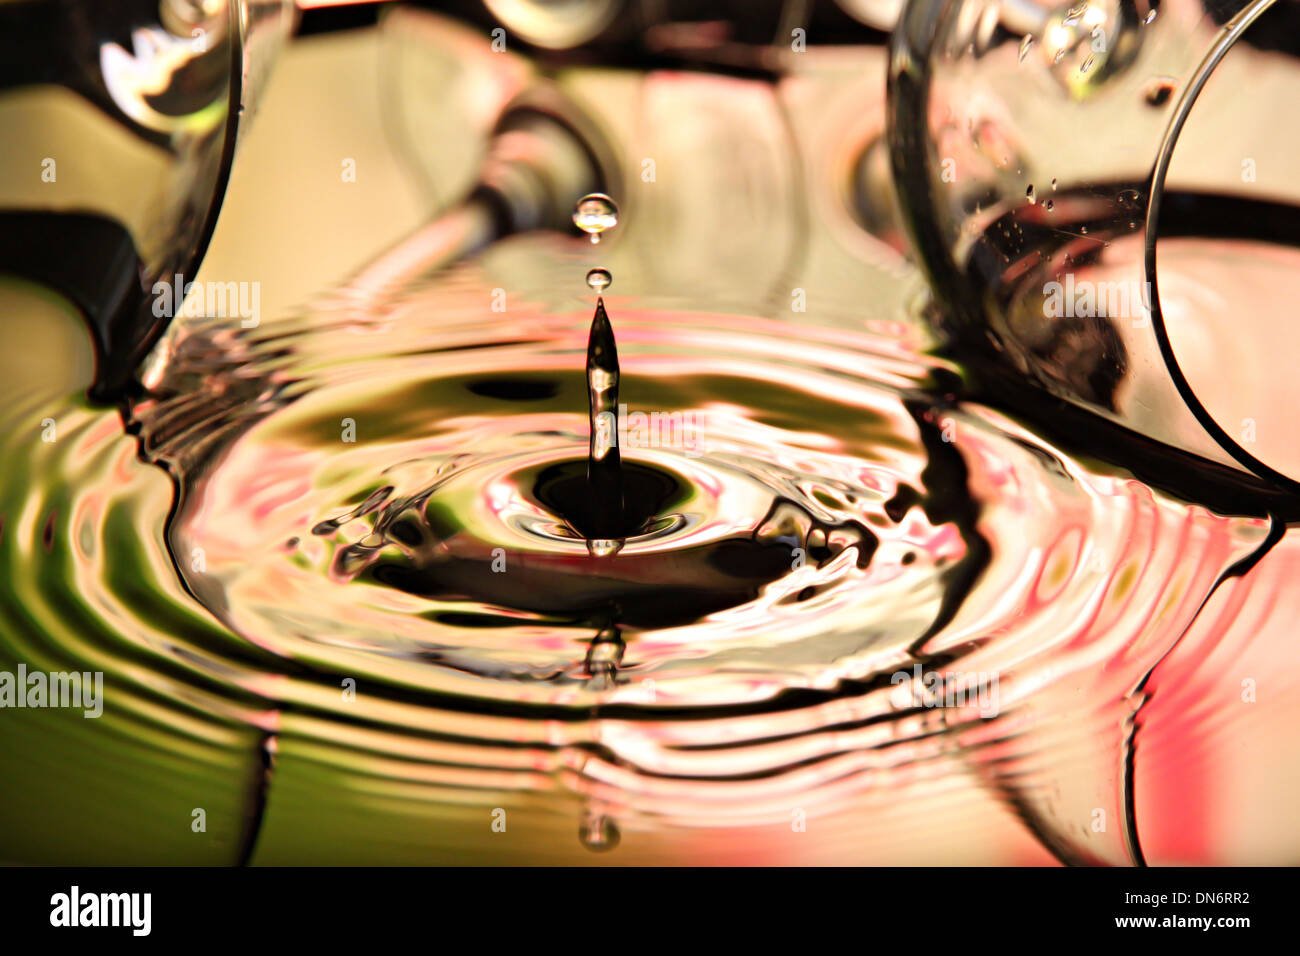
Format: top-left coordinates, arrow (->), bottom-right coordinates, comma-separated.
0,246 -> 1288,864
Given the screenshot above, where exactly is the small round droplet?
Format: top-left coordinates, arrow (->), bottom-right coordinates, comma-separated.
586,268 -> 612,294
1044,199 -> 1054,211
573,193 -> 619,244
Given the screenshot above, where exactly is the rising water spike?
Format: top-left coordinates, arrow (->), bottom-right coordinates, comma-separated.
586,296 -> 624,546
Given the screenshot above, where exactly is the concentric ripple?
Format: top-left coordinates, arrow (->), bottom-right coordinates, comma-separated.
149,300 -> 977,707
0,261 -> 1278,864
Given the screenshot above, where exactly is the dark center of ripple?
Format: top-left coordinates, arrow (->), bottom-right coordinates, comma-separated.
364,457 -> 858,630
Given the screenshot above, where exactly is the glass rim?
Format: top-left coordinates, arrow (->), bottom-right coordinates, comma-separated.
1142,0 -> 1300,496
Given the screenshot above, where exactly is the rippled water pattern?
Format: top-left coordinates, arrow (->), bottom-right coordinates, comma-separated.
0,254 -> 1280,864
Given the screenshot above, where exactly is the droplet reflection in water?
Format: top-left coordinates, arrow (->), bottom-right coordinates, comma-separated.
572,193 -> 619,243
580,812 -> 620,852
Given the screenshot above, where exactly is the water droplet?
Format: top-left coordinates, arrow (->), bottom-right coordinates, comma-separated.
586,268 -> 612,294
1118,188 -> 1141,207
1081,225 -> 1089,234
1019,35 -> 1034,62
573,193 -> 619,243
1053,47 -> 1066,65
588,537 -> 622,557
1045,199 -> 1055,211
1144,9 -> 1157,24
1051,178 -> 1058,190
580,812 -> 620,852
1143,77 -> 1176,107
1026,184 -> 1036,205
1079,53 -> 1095,74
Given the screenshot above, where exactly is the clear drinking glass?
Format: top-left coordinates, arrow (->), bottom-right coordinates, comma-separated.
888,0 -> 1300,499
0,0 -> 294,395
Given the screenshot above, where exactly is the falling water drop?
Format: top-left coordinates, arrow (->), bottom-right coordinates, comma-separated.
1019,35 -> 1034,63
1026,184 -> 1036,205
573,193 -> 619,244
586,268 -> 612,294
